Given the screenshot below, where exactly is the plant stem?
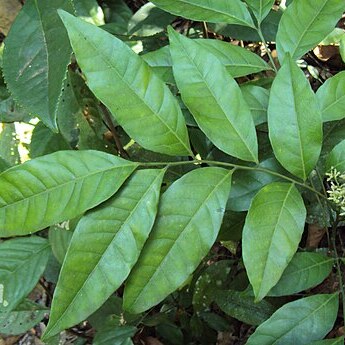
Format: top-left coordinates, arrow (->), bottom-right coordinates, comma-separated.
137,159 -> 328,200
257,26 -> 277,73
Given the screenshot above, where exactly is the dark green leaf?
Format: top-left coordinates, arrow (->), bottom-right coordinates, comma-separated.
307,337 -> 344,345
169,28 -> 258,163
317,71 -> 345,122
0,123 -> 20,165
150,0 -> 255,27
123,167 -> 232,313
218,210 -> 246,241
243,182 -> 306,301
59,11 -> 191,156
268,54 -> 322,180
246,294 -> 339,345
215,290 -> 275,325
3,0 -> 74,130
246,0 -> 275,23
0,150 -> 137,237
0,236 -> 50,313
268,252 -> 333,296
276,0 -> 345,61
44,169 -> 164,338
93,326 -> 136,345
326,139 -> 345,172
0,97 -> 32,123
102,0 -> 132,34
0,299 -> 49,335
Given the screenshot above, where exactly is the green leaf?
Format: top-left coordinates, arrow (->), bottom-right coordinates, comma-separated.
241,85 -> 269,126
0,150 -> 137,237
44,169 -> 164,338
102,0 -> 132,34
0,97 -> 32,123
268,54 -> 322,180
93,326 -> 136,345
215,290 -> 275,326
307,337 -> 344,345
276,0 -> 345,61
48,222 -> 74,264
123,167 -> 232,314
246,294 -> 339,345
2,0 -> 74,130
0,236 -> 50,313
317,71 -> 345,122
0,157 -> 10,173
246,0 -> 275,23
243,182 -> 306,301
0,123 -> 20,166
326,139 -> 345,172
75,0 -> 105,26
268,252 -> 333,296
150,0 -> 255,27
58,11 -> 191,157
169,28 -> 258,163
0,299 -> 49,335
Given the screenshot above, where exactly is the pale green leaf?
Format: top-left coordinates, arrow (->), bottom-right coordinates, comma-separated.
307,337 -> 344,345
326,139 -> 345,172
0,150 -> 137,237
169,28 -> 258,163
2,0 -> 74,130
246,0 -> 275,23
0,299 -> 49,335
243,182 -> 306,301
268,252 -> 333,296
317,71 -> 345,122
276,0 -> 345,61
247,294 -> 339,345
123,167 -> 232,314
150,0 -> 255,27
44,169 -> 164,338
215,290 -> 275,326
93,326 -> 136,345
0,236 -> 50,313
268,54 -> 322,180
58,11 -> 191,156
75,0 -> 105,26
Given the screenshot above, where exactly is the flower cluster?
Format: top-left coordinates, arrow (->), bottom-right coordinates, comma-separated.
326,167 -> 345,216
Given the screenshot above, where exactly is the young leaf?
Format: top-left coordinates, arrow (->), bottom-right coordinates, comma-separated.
150,0 -> 255,27
215,290 -> 275,326
246,294 -> 339,345
123,167 -> 232,314
0,299 -> 49,335
0,150 -> 137,237
276,0 -> 345,61
58,11 -> 191,157
44,169 -> 164,338
317,71 -> 345,122
243,182 -> 306,301
169,28 -> 258,163
245,0 -> 275,23
268,252 -> 333,296
326,139 -> 345,172
0,237 -> 50,313
268,54 -> 322,180
2,0 -> 74,130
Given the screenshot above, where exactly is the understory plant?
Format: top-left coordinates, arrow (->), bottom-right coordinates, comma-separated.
0,0 -> 345,344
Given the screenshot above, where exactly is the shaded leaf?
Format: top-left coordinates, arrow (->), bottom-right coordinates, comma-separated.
169,28 -> 258,163
48,222 -> 74,264
246,294 -> 339,345
0,150 -> 137,237
317,71 -> 345,122
93,326 -> 136,345
215,290 -> 275,325
3,0 -> 74,130
102,0 -> 132,34
150,0 -> 255,27
326,139 -> 345,172
75,0 -> 105,26
59,11 -> 191,156
246,0 -> 275,23
44,169 -> 164,338
307,338 -> 344,345
0,236 -> 50,313
123,167 -> 232,313
243,182 -> 306,301
268,252 -> 333,296
268,54 -> 322,180
276,0 -> 345,61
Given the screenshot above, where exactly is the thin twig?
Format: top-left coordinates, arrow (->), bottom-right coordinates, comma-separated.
202,22 -> 209,39
257,26 -> 277,73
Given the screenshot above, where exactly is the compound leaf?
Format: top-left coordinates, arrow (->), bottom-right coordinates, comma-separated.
123,167 -> 232,314
268,54 -> 322,180
58,10 -> 191,157
3,0 -> 74,130
169,28 -> 258,163
44,169 -> 164,338
0,150 -> 137,237
243,182 -> 306,301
